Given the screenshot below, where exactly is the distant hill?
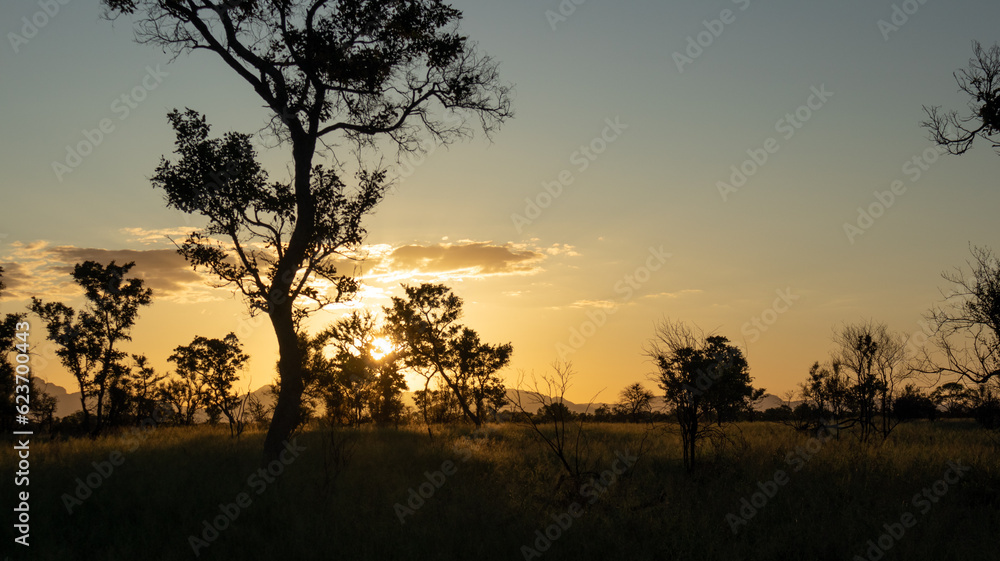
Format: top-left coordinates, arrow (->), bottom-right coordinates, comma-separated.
34,379 -> 799,419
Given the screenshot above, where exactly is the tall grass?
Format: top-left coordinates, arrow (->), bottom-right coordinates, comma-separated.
2,421 -> 998,560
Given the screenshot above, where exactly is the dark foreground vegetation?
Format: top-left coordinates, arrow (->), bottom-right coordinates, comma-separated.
2,421 -> 998,561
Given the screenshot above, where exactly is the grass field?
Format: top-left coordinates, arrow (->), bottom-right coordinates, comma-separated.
3,420 -> 999,561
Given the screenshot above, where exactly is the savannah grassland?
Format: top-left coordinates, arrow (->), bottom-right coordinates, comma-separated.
3,421 -> 999,561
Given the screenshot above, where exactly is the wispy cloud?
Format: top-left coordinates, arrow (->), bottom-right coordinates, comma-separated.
641,289 -> 703,300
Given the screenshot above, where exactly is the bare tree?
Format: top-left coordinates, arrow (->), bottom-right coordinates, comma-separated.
922,41 -> 1000,155
833,320 -> 907,441
509,362 -> 594,484
918,246 -> 1000,388
101,0 -> 512,464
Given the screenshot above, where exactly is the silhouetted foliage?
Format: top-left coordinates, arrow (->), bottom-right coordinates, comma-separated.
384,283 -> 511,428
647,319 -> 762,472
930,381 -> 977,417
922,41 -> 1000,155
311,310 -> 406,426
615,382 -> 654,423
166,333 -> 249,436
893,384 -> 937,422
833,320 -> 908,442
800,360 -> 851,419
102,0 -> 513,465
30,261 -> 153,434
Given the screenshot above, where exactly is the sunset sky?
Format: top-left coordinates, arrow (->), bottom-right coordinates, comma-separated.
2,0 -> 999,404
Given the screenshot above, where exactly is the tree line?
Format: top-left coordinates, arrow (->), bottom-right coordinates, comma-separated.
0,261 -> 513,438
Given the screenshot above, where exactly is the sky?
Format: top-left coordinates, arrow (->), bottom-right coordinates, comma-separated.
2,0 -> 999,405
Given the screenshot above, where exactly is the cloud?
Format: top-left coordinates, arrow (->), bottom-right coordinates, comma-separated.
0,242 -> 216,303
0,237 -> 575,308
366,241 -> 548,282
641,289 -> 703,300
120,227 -> 196,246
570,299 -> 619,309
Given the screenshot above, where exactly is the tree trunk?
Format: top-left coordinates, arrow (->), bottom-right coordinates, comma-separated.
261,304 -> 304,465
261,134 -> 315,465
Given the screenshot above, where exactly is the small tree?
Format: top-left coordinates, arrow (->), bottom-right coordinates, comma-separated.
30,261 -> 153,434
646,319 -> 761,472
309,310 -> 406,426
168,333 -> 249,435
509,362 -> 593,482
384,283 -> 511,428
616,382 -> 654,423
930,381 -> 976,417
834,321 -> 908,442
893,384 -> 937,422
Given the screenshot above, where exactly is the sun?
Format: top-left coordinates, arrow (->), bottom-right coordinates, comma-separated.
370,337 -> 395,360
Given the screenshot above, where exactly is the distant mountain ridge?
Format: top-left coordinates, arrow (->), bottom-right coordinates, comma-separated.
33,379 -> 796,419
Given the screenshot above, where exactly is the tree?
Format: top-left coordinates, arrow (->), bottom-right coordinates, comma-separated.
646,319 -> 762,472
102,0 -> 512,464
922,41 -> 1000,156
168,333 -> 250,435
30,261 -> 153,434
616,382 -> 654,423
920,246 -> 1000,387
930,381 -> 976,417
384,283 -> 511,428
800,360 -> 851,419
311,310 -> 406,426
159,373 -> 204,425
833,320 -> 907,442
893,384 -> 937,422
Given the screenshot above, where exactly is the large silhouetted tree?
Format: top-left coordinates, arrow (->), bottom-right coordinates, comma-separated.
922,41 -> 1000,156
101,0 -> 512,464
30,261 -> 153,434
